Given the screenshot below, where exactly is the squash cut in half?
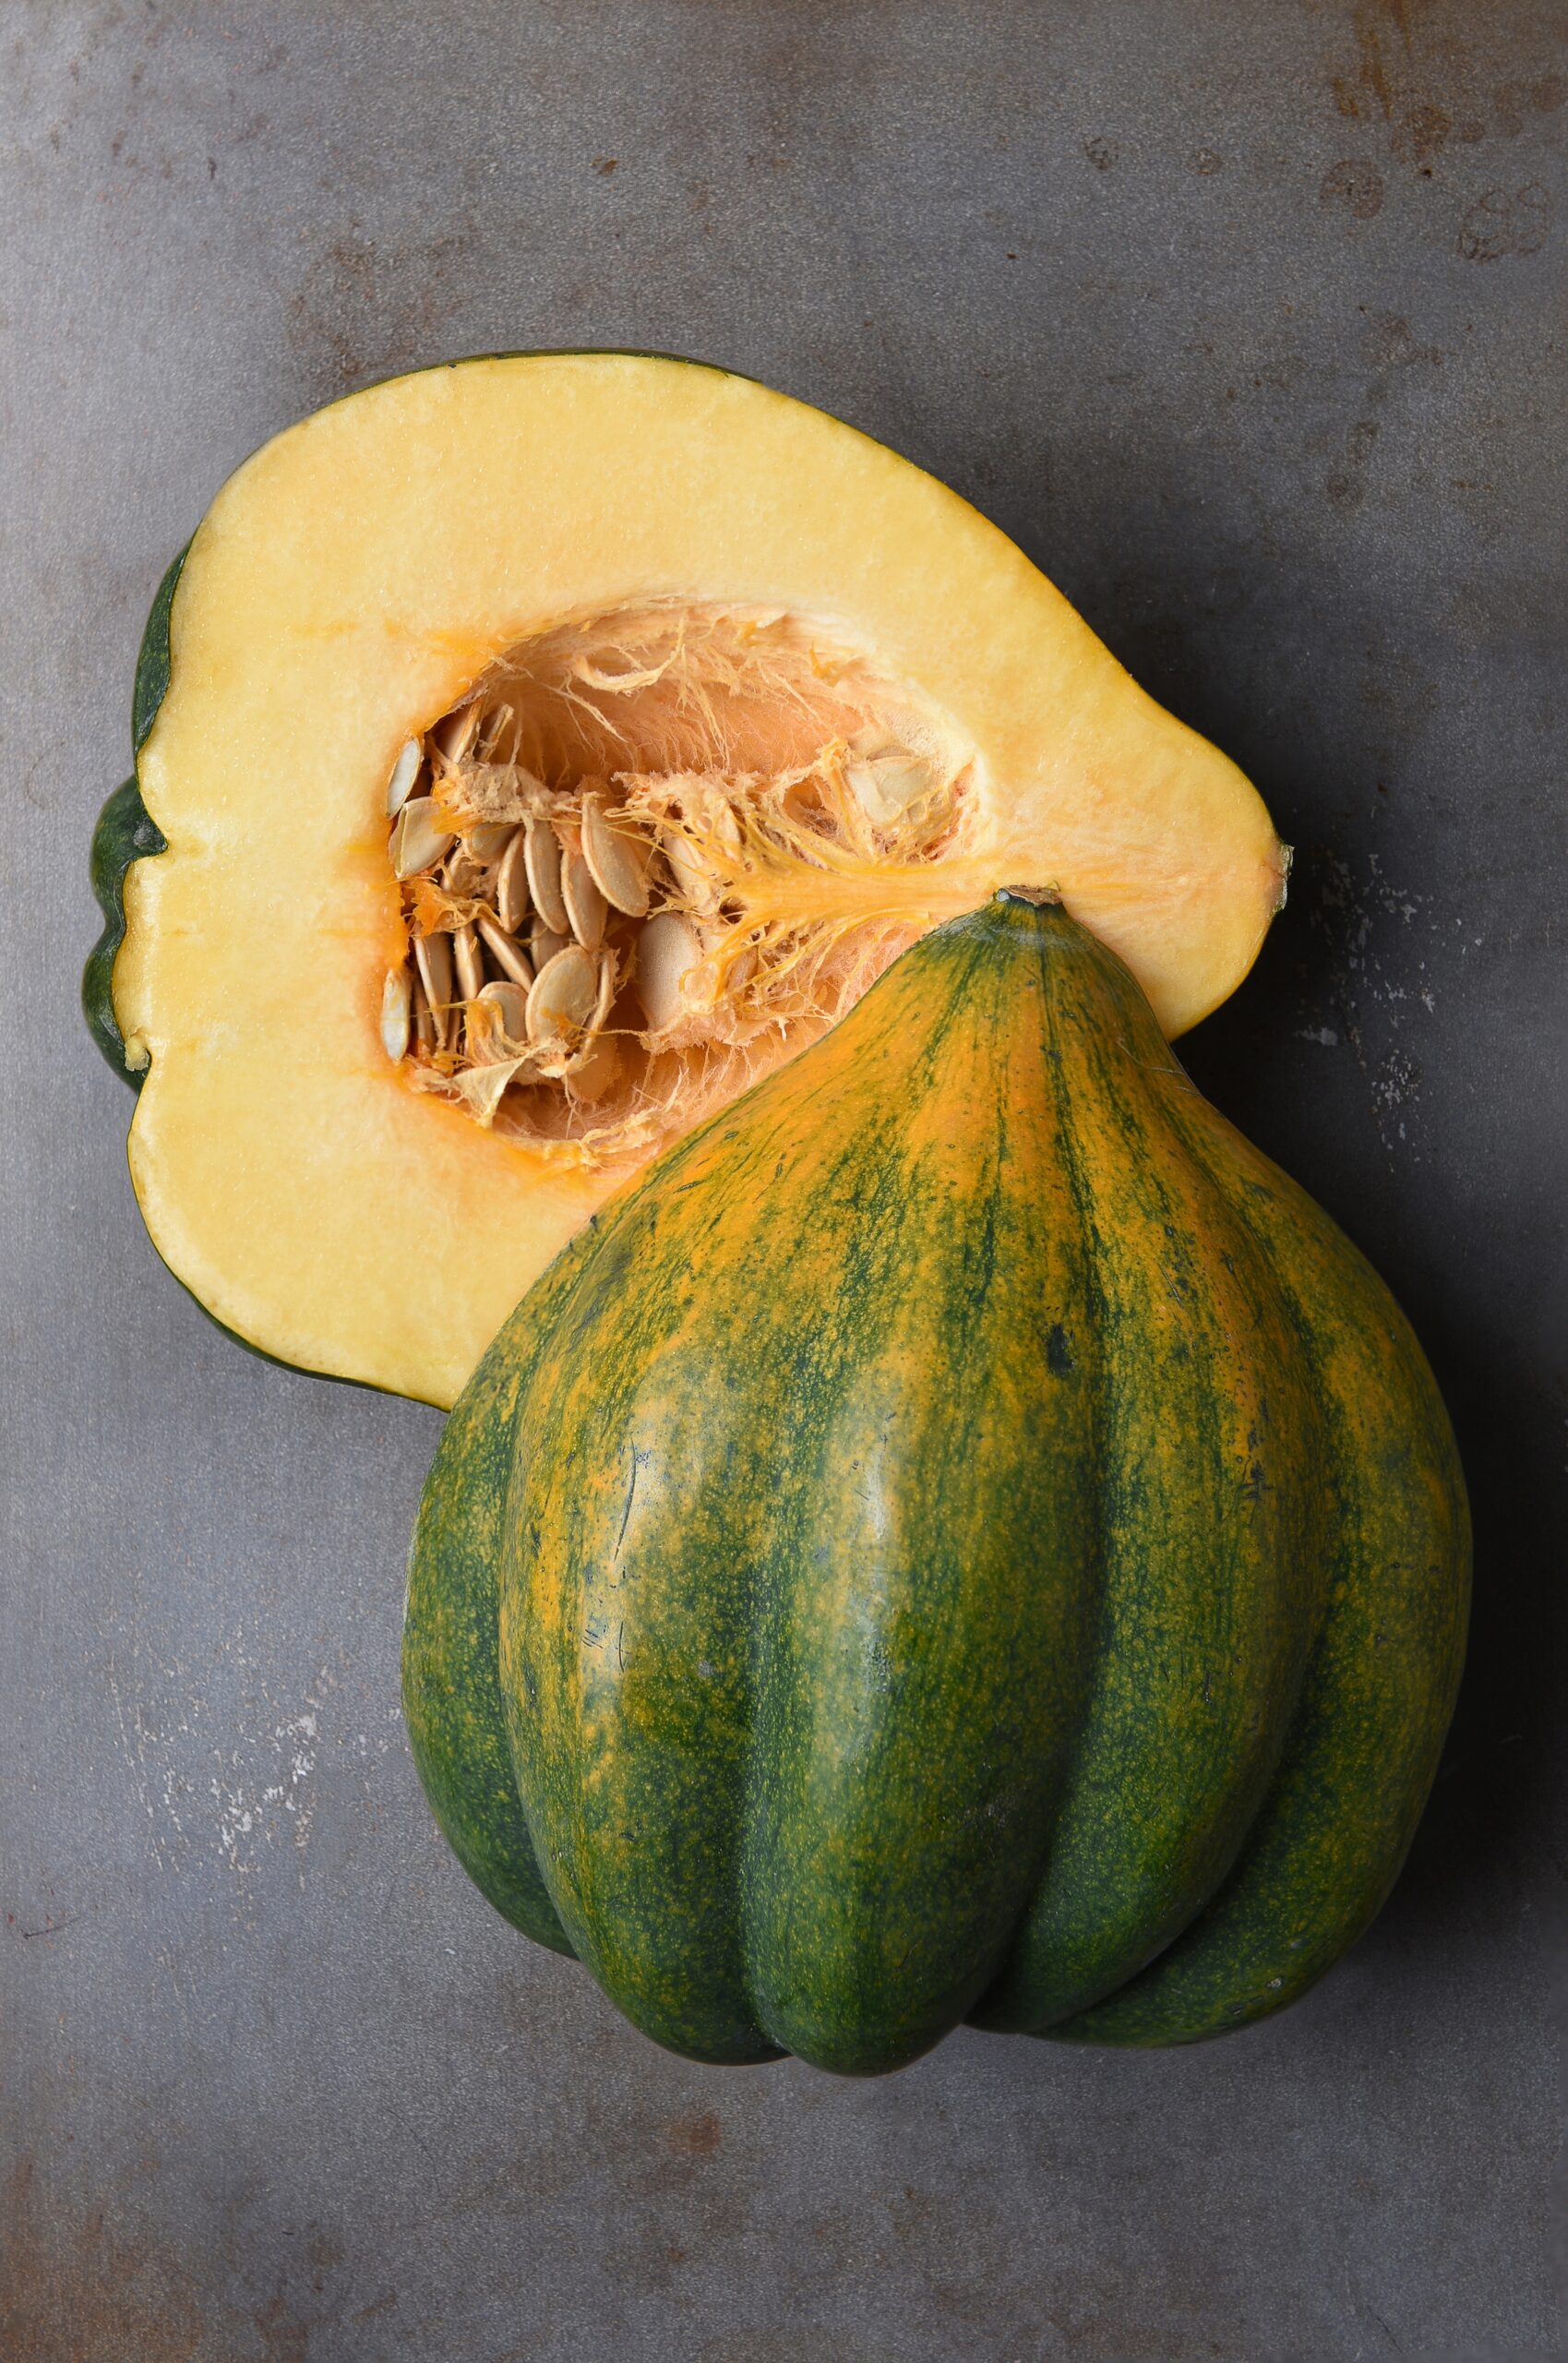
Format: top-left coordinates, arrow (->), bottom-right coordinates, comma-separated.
89,354 -> 1287,1406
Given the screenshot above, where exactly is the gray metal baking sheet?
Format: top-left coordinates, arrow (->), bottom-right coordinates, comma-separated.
3,3 -> 1563,2356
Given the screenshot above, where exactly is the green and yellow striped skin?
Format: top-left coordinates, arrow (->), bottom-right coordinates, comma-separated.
402,894 -> 1469,2071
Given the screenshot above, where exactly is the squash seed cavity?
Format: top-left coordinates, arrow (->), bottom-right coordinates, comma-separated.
384,601 -> 977,1164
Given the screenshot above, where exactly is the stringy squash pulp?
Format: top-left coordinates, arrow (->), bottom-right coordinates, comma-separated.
384,601 -> 983,1161
104,354 -> 1287,1406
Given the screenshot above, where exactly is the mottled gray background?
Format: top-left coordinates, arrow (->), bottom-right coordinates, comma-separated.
3,2 -> 1564,2357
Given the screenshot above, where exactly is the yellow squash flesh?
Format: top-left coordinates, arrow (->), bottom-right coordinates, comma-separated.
113,353 -> 1286,1405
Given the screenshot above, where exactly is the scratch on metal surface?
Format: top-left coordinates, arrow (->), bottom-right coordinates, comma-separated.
211,1678 -> 329,1889
105,1649 -> 171,1874
158,1943 -> 192,2030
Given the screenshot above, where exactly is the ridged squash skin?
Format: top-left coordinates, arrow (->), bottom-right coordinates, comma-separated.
402,894 -> 1469,2073
84,545 -> 185,1088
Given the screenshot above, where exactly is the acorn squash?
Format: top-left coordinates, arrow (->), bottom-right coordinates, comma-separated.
403,891 -> 1468,2072
87,353 -> 1286,1406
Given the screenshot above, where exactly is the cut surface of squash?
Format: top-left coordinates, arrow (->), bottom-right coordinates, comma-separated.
378,599 -> 985,1163
105,353 -> 1287,1406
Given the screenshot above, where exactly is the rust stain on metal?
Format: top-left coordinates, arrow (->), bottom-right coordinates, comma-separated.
1458,183 -> 1551,258
1325,0 -> 1565,179
664,2108 -> 724,2157
1320,158 -> 1386,216
0,2158 -> 205,2363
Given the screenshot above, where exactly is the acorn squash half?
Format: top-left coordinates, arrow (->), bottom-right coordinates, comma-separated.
88,354 -> 1287,1406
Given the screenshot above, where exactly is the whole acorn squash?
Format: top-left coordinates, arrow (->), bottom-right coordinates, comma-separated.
403,891 -> 1469,2072
86,352 -> 1286,1406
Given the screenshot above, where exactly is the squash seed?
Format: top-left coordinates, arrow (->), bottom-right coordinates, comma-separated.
433,703 -> 480,764
557,951 -> 619,1100
462,990 -> 529,1073
386,738 -> 422,818
685,932 -> 753,1014
559,830 -> 608,950
581,791 -> 652,917
530,920 -> 569,971
475,913 -> 534,990
391,798 -> 456,880
592,943 -> 618,1034
414,931 -> 456,1049
453,923 -> 485,1005
661,824 -> 733,916
524,812 -> 570,936
496,829 -> 530,932
475,978 -> 529,1044
468,822 -> 515,863
564,1030 -> 621,1102
380,965 -> 412,1061
635,910 -> 704,1032
525,942 -> 599,1046
476,703 -> 514,763
410,967 -> 437,1056
844,748 -> 930,823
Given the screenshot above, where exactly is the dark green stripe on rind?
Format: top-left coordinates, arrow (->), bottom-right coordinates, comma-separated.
83,775 -> 167,1086
503,1188 -> 785,2062
132,545 -> 189,754
402,1264 -> 581,1956
736,933 -> 1105,2069
973,923 -> 1333,2033
1046,1103 -> 1469,2047
82,544 -> 188,1086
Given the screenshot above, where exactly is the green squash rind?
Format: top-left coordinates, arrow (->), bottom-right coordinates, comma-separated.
405,897 -> 1468,2071
494,986 -> 1113,2069
1044,1116 -> 1470,2047
83,774 -> 167,1086
401,1253 -> 584,1958
131,541 -> 187,755
965,934 -> 1336,2033
82,544 -> 186,1086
